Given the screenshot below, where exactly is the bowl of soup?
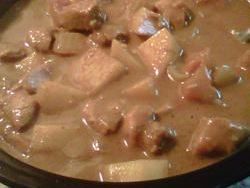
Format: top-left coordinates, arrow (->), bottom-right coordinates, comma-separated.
0,0 -> 249,187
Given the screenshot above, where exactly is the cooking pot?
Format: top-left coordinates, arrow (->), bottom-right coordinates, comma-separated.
0,1 -> 249,187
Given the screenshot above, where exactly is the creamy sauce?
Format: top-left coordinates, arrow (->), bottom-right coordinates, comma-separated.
0,0 -> 249,182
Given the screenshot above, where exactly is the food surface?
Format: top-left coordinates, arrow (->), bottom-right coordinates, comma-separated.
0,0 -> 249,182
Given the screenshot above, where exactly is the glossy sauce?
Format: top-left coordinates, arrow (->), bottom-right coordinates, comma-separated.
0,0 -> 249,181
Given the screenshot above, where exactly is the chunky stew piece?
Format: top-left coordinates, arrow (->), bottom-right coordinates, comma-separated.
48,0 -> 106,31
82,99 -> 122,135
26,28 -> 52,52
53,31 -> 88,55
30,124 -> 82,152
138,28 -> 182,77
188,117 -> 250,156
123,105 -> 176,154
142,122 -> 176,154
36,81 -> 86,114
123,105 -> 154,146
69,48 -> 126,93
0,0 -> 250,182
102,160 -> 169,182
111,40 -> 143,70
3,89 -> 39,131
180,65 -> 220,103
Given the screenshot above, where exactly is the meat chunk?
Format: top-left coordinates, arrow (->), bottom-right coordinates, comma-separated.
82,99 -> 122,135
53,31 -> 88,55
36,81 -> 86,114
111,40 -> 143,70
123,105 -> 176,154
102,160 -> 169,182
122,78 -> 157,100
154,0 -> 194,29
0,43 -> 28,63
179,65 -> 220,103
138,28 -> 182,77
143,123 -> 176,154
26,28 -> 52,52
3,89 -> 39,131
188,117 -> 250,156
129,7 -> 160,37
70,48 -> 126,94
48,0 -> 106,31
123,105 -> 154,146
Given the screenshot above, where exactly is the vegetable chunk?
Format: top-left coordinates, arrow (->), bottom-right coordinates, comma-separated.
111,40 -> 143,70
48,0 -> 106,31
30,124 -> 82,152
53,31 -> 87,55
138,28 -> 182,77
143,123 -> 176,154
103,160 -> 169,182
123,105 -> 176,154
188,117 -> 250,156
82,99 -> 123,135
26,28 -> 52,52
180,66 -> 220,103
70,48 -> 126,94
36,81 -> 86,114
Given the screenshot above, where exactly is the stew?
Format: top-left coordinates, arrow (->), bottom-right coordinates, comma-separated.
0,0 -> 249,182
